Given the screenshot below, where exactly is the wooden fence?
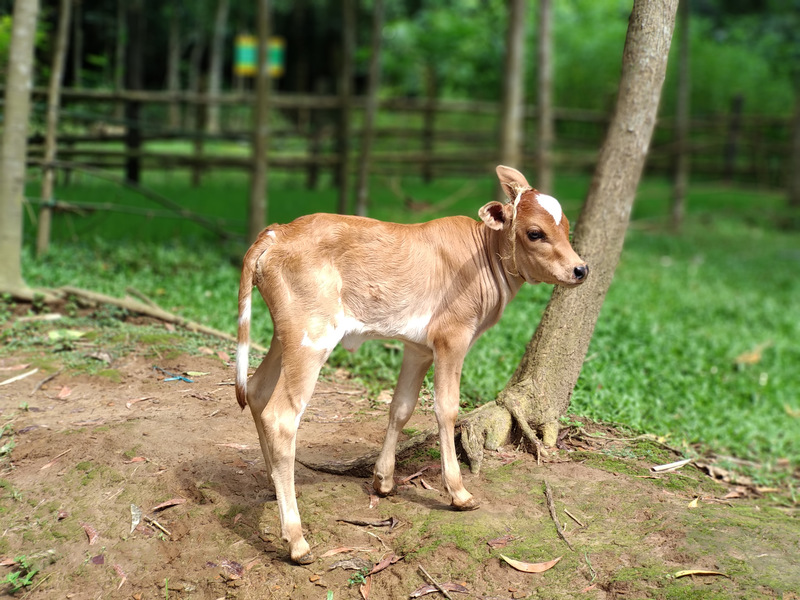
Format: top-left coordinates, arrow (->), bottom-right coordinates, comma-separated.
22,87 -> 793,188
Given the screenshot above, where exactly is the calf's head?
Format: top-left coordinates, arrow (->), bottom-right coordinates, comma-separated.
479,165 -> 588,286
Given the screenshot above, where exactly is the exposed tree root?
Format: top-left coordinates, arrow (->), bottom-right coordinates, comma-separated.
296,430 -> 437,477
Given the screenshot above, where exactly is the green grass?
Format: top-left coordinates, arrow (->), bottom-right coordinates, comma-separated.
12,170 -> 800,475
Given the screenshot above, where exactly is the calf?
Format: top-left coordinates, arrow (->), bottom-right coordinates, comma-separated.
235,165 -> 588,563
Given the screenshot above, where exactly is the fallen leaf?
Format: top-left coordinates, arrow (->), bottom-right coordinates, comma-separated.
337,517 -> 399,529
81,522 -> 100,545
359,575 -> 372,600
651,458 -> 692,473
368,553 -> 402,575
164,323 -> 176,332
152,498 -> 187,512
114,564 -> 128,589
419,478 -> 435,490
221,560 -> 244,579
124,456 -> 147,464
91,554 -> 105,565
198,346 -> 215,355
488,534 -> 518,549
734,341 -> 772,365
130,504 -> 142,534
40,448 -> 72,470
329,557 -> 372,572
785,404 -> 800,418
87,351 -> 112,364
0,558 -> 17,567
581,583 -> 598,592
217,351 -> 230,362
722,487 -> 746,500
674,569 -> 729,579
57,386 -> 72,399
320,547 -> 359,559
185,371 -> 210,377
500,554 -> 562,573
688,497 -> 699,508
410,583 -> 470,597
125,396 -> 152,409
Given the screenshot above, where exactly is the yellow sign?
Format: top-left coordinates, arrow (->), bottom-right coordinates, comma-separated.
235,35 -> 285,78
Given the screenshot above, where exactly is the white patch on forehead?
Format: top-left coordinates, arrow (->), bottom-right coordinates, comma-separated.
536,193 -> 563,226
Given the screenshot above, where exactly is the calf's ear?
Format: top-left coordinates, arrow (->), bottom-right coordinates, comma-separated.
496,165 -> 531,203
479,201 -> 510,230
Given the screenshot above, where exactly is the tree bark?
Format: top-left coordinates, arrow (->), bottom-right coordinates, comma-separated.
498,0 -> 527,182
670,0 -> 690,231
166,4 -> 182,131
71,0 -> 82,88
124,0 -> 144,184
337,0 -> 355,214
113,0 -> 126,121
461,0 -> 679,473
536,0 -> 554,194
789,91 -> 800,208
207,0 -> 230,134
248,0 -> 270,242
0,0 -> 40,298
36,0 -> 72,257
354,0 -> 385,217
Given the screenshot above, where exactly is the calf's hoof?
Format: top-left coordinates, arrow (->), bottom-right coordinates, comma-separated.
292,551 -> 315,565
452,496 -> 481,511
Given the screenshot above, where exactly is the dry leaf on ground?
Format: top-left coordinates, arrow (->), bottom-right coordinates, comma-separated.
500,554 -> 562,573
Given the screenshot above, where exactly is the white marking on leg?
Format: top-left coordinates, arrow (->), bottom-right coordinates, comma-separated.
536,193 -> 563,225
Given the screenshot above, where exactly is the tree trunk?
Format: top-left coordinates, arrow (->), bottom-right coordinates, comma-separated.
670,0 -> 690,231
248,0 -> 270,242
0,0 -> 40,298
354,0 -> 385,217
789,91 -> 800,208
461,0 -> 679,473
71,0 -> 83,88
536,0 -> 554,194
124,0 -> 144,184
337,0 -> 355,214
113,0 -> 126,121
36,0 -> 72,257
498,0 -> 527,181
421,64 -> 437,184
166,5 -> 182,131
207,0 -> 230,134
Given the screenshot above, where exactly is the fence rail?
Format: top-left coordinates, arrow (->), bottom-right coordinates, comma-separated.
18,87 -> 793,187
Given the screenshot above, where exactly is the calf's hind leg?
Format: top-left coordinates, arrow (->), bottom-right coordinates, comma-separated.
258,344 -> 328,564
246,338 -> 283,488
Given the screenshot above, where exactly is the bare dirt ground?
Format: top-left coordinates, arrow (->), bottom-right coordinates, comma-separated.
1,321 -> 799,600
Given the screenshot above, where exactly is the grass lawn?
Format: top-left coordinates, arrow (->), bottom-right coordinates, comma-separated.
11,168 -> 800,480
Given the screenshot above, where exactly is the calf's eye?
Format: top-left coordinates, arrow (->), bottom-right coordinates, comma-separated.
527,230 -> 545,241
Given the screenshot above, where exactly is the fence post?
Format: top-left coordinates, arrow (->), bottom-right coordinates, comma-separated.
723,94 -> 744,183
422,65 -> 437,184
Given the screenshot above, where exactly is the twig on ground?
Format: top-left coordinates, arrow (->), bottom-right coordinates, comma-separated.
544,481 -> 574,551
0,368 -> 39,387
418,565 -> 453,600
143,515 -> 171,537
30,370 -> 62,396
125,286 -> 160,309
564,508 -> 586,528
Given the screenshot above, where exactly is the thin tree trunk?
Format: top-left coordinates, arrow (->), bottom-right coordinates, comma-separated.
671,0 -> 690,231
0,0 -> 40,298
71,0 -> 82,88
421,65 -> 437,184
187,31 -> 207,130
124,0 -> 144,184
789,91 -> 800,208
498,0 -> 527,197
354,0 -> 384,217
36,0 -> 72,257
337,0 -> 355,214
113,0 -> 126,121
166,4 -> 182,131
536,0 -> 554,193
248,0 -> 270,242
723,94 -> 744,183
207,0 -> 230,134
462,0 -> 679,473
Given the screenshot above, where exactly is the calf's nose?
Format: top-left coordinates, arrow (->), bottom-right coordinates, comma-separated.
574,264 -> 589,281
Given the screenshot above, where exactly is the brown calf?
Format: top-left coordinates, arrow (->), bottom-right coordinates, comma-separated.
235,165 -> 588,563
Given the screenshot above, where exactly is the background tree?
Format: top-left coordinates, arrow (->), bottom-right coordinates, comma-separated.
671,0 -> 690,231
206,0 -> 230,134
462,0 -> 680,471
536,0 -> 554,193
248,0 -> 270,242
336,0 -> 355,214
0,0 -> 40,299
498,0 -> 527,177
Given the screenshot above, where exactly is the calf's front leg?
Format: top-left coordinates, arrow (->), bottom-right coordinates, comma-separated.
373,343 -> 433,495
433,341 -> 480,511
